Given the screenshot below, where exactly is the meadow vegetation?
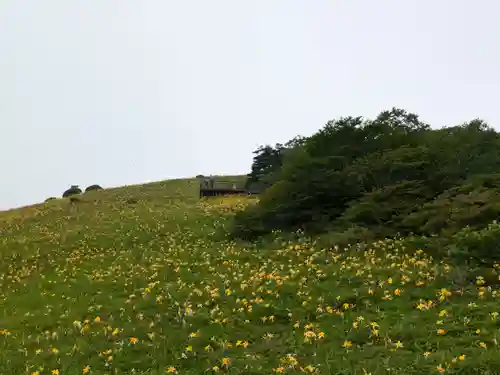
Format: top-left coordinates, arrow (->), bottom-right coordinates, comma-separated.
1,108 -> 500,374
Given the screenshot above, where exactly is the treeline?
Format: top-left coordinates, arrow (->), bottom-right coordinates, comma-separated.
233,108 -> 500,265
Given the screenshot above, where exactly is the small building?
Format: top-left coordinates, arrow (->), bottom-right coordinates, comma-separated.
199,179 -> 247,198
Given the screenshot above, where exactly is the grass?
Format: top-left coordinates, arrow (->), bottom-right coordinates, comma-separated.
0,177 -> 500,374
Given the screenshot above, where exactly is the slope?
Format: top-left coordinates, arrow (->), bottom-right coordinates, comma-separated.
0,177 -> 499,374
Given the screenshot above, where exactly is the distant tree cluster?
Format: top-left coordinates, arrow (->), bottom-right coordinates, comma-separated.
232,107 -> 500,266
60,184 -> 103,199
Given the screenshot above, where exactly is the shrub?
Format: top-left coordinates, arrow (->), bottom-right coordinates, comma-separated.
339,180 -> 433,236
316,226 -> 376,250
45,197 -> 56,202
448,221 -> 500,267
126,197 -> 138,204
69,196 -> 83,204
62,185 -> 82,198
403,180 -> 500,235
231,204 -> 270,240
85,184 -> 103,192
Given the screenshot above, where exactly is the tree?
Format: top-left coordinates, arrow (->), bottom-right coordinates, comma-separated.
85,184 -> 103,192
62,185 -> 82,198
245,144 -> 284,193
244,136 -> 309,194
232,108 -> 500,240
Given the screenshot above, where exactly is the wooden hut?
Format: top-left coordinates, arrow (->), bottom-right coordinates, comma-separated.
198,178 -> 247,198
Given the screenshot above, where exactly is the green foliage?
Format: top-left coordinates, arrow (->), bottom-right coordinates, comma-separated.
44,197 -> 56,202
69,195 -> 83,204
244,136 -> 307,194
230,203 -> 271,240
84,184 -> 103,192
62,185 -> 82,198
339,180 -> 433,236
245,144 -> 284,193
232,107 -> 500,255
403,186 -> 500,236
126,197 -> 139,204
448,221 -> 500,267
316,225 -> 376,250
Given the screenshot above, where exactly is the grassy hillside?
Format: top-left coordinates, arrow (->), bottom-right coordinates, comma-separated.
1,177 -> 500,374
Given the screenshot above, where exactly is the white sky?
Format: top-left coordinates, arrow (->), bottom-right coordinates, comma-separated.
1,1 -> 499,210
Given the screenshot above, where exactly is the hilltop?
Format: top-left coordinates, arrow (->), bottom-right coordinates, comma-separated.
0,175 -> 500,374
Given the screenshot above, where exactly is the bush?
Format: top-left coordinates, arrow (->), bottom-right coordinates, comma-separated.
62,185 -> 82,198
231,204 -> 271,240
85,184 -> 103,192
403,179 -> 500,235
126,197 -> 138,205
339,180 -> 433,236
45,197 -> 57,202
448,221 -> 500,267
69,196 -> 83,204
231,107 -> 500,241
316,226 -> 376,250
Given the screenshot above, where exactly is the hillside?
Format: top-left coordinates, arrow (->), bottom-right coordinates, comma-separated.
0,176 -> 500,374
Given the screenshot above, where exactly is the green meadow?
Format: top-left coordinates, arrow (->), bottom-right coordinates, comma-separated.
0,177 -> 499,374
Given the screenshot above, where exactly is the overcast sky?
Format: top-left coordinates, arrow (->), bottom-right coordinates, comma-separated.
0,1 -> 498,210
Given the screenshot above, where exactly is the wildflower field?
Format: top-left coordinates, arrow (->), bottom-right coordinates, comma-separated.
1,178 -> 500,374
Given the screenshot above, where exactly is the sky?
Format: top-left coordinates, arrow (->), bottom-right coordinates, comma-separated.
0,1 -> 499,210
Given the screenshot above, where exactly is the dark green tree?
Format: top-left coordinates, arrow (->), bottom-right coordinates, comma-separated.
62,185 -> 82,198
244,144 -> 284,193
232,108 -> 500,242
85,184 -> 103,192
